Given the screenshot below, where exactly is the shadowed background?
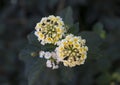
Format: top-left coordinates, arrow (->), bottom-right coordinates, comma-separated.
0,0 -> 120,85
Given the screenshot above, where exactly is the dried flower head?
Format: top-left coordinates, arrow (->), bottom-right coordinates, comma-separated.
56,34 -> 88,67
35,15 -> 66,45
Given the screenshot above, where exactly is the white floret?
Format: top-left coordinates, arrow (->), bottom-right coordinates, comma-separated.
46,60 -> 52,68
44,52 -> 51,59
39,51 -> 45,58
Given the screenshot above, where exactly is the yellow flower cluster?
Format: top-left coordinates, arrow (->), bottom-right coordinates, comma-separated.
35,15 -> 66,45
56,34 -> 88,67
35,15 -> 88,69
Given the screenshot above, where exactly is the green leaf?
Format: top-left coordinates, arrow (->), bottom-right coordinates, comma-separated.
57,7 -> 73,26
80,69 -> 94,85
96,57 -> 111,72
19,43 -> 60,85
19,45 -> 40,62
25,57 -> 59,85
27,31 -> 41,47
79,31 -> 106,71
101,29 -> 120,61
27,57 -> 45,85
40,44 -> 56,52
79,31 -> 103,54
59,67 -> 76,84
68,22 -> 80,35
93,22 -> 106,39
19,44 -> 46,85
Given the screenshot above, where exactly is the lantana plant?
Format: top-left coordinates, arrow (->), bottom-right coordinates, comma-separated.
19,7 -> 111,85
34,15 -> 88,69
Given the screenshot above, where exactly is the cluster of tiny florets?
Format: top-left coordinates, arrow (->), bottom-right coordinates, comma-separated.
34,15 -> 88,69
39,51 -> 59,69
35,15 -> 66,45
55,34 -> 88,67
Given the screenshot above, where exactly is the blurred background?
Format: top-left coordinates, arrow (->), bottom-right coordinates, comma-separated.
0,0 -> 120,85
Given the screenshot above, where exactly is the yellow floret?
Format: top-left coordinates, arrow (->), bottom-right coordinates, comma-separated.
46,37 -> 53,42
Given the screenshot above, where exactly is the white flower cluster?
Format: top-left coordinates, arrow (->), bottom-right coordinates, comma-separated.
39,51 -> 59,69
34,15 -> 66,45
55,34 -> 88,67
35,15 -> 88,69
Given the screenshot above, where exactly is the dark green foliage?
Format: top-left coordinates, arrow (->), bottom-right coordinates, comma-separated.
27,31 -> 41,47
1,0 -> 120,85
20,13 -> 118,85
19,7 -> 120,84
93,22 -> 106,39
58,7 -> 73,26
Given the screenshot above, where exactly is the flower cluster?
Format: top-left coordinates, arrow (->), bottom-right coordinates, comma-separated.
39,51 -> 59,69
35,15 -> 66,45
34,15 -> 88,69
55,34 -> 88,67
